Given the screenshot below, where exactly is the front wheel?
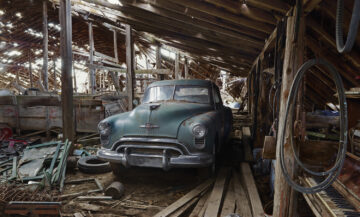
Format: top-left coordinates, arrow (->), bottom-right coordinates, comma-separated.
110,162 -> 127,176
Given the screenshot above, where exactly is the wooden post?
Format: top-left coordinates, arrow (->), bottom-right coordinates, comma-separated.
53,58 -> 56,91
60,0 -> 75,143
73,55 -> 77,93
125,24 -> 135,110
156,45 -> 164,80
88,22 -> 95,94
113,30 -> 119,63
29,51 -> 33,88
42,0 -> 48,91
251,59 -> 261,144
175,52 -> 180,80
273,9 -> 305,217
184,57 -> 189,79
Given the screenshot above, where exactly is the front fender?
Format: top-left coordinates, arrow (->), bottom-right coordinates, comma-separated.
177,111 -> 219,153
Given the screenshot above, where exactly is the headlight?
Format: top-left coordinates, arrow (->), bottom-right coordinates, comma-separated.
192,124 -> 207,139
98,121 -> 111,136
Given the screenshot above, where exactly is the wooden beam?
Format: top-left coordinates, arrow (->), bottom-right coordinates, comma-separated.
146,0 -> 268,39
79,0 -> 262,54
273,11 -> 305,217
42,0 -> 49,91
113,30 -> 119,63
120,0 -> 265,46
166,0 -> 274,33
306,37 -> 359,87
204,0 -> 277,25
125,24 -> 135,111
246,0 -> 290,13
60,0 -> 75,143
307,17 -> 360,68
88,22 -> 96,94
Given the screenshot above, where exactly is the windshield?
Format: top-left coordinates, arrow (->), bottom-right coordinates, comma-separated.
174,86 -> 209,103
142,85 -> 174,103
142,85 -> 210,104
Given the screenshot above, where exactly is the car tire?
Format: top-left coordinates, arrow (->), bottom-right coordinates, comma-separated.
77,156 -> 111,174
110,162 -> 127,176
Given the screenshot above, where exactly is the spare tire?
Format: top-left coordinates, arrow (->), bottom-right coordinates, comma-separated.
77,156 -> 111,174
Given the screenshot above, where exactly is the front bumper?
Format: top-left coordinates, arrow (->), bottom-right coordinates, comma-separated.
97,137 -> 213,170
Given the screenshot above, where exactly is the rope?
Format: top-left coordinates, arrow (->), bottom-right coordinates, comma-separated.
279,59 -> 348,193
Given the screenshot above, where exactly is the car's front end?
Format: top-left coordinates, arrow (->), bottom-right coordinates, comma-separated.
97,80 -> 220,170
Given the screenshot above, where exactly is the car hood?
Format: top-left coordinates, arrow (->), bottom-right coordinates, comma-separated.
119,102 -> 213,138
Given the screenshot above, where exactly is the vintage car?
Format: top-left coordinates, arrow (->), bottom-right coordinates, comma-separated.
97,79 -> 232,173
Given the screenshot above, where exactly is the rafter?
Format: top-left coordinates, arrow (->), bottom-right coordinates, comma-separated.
165,0 -> 274,33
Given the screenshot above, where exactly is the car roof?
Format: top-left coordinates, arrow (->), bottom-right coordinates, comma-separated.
148,79 -> 214,88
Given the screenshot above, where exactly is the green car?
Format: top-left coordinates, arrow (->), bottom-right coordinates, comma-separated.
97,79 -> 233,172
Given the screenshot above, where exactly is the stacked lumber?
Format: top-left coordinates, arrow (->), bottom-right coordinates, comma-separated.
153,164 -> 263,217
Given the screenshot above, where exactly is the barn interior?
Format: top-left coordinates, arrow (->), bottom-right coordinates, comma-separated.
0,0 -> 360,216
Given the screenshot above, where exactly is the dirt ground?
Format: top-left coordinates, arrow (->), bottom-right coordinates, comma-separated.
61,167 -> 208,217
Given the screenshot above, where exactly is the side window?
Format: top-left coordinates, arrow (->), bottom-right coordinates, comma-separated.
212,86 -> 222,109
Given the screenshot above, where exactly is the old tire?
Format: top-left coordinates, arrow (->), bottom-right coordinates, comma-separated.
77,156 -> 111,174
110,163 -> 127,176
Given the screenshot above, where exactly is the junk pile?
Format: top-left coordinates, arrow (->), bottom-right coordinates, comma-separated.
0,139 -> 71,189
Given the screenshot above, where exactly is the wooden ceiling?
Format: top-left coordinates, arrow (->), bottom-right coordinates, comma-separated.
0,0 -> 360,107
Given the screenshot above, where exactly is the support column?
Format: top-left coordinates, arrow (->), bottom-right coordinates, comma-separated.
125,24 -> 135,110
60,0 -> 75,143
88,22 -> 95,94
73,55 -> 77,93
184,57 -> 189,79
29,51 -> 33,88
273,9 -> 305,217
156,45 -> 164,80
113,30 -> 118,63
53,58 -> 56,91
175,52 -> 180,80
42,0 -> 48,91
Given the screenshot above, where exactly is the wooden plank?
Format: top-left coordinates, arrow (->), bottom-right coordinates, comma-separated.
242,127 -> 254,162
188,191 -> 210,217
169,197 -> 199,217
153,179 -> 214,217
220,178 -> 236,217
233,171 -> 252,217
203,167 -> 230,217
125,24 -> 135,111
60,0 -> 75,143
240,163 -> 263,217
